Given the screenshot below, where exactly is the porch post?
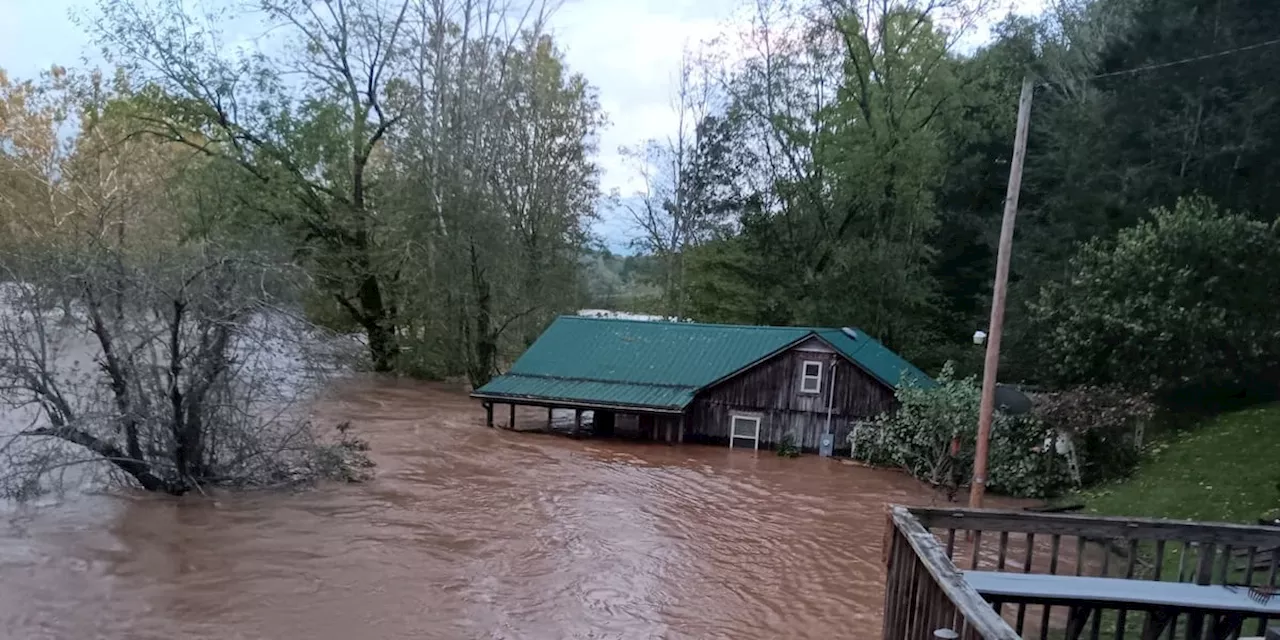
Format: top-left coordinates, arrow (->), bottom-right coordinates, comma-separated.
678,415 -> 685,443
547,406 -> 553,429
509,403 -> 516,430
484,402 -> 493,428
574,408 -> 582,436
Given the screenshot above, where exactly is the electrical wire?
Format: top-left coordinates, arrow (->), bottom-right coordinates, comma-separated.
1089,36 -> 1280,80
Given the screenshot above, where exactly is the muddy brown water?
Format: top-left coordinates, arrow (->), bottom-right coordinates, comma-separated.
0,379 -> 970,639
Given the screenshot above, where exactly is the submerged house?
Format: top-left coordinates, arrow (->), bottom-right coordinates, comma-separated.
470,316 -> 934,452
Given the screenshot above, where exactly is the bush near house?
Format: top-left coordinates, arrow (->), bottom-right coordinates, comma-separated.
851,366 -> 1154,498
850,364 -> 1072,498
1028,386 -> 1155,486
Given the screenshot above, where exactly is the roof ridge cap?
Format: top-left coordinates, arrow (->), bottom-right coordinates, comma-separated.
563,316 -> 820,331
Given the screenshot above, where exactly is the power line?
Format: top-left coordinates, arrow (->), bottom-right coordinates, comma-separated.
1090,36 -> 1280,80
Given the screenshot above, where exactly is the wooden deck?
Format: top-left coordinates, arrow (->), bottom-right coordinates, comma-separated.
883,506 -> 1280,639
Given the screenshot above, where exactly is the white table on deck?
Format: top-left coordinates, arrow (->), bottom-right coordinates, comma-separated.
963,571 -> 1280,640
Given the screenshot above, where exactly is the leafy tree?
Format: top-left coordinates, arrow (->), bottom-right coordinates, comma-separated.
88,0 -> 414,371
1030,196 -> 1280,396
82,0 -> 603,385
675,0 -> 993,361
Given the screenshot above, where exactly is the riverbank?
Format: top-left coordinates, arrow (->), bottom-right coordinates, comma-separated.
1077,403 -> 1280,523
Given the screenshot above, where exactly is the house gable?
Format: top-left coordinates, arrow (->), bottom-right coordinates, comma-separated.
693,342 -> 896,417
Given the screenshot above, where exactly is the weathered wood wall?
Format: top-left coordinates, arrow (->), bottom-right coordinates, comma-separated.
685,343 -> 896,451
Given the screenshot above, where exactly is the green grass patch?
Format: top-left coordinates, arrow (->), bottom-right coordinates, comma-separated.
1078,403 -> 1280,523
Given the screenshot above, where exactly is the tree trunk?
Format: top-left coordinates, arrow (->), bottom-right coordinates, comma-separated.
357,269 -> 398,373
467,241 -> 496,388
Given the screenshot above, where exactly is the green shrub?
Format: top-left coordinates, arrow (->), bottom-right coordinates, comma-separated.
987,414 -> 1072,498
850,363 -> 1072,498
776,433 -> 801,458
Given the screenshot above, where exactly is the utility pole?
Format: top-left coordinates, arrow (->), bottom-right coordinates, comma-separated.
970,75 -> 1035,509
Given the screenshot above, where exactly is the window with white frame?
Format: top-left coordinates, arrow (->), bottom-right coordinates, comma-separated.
800,360 -> 823,394
730,415 -> 762,450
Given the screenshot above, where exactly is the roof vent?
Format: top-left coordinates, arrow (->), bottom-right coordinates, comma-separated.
841,327 -> 857,340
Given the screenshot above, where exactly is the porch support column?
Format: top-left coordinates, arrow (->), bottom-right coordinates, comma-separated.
678,415 -> 685,443
484,402 -> 493,428
574,408 -> 583,437
509,403 -> 516,430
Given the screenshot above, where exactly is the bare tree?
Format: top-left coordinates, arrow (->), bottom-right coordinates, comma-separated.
0,242 -> 370,497
623,50 -> 728,319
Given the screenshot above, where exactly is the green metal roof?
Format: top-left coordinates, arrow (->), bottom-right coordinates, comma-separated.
815,328 -> 936,391
472,316 -> 934,411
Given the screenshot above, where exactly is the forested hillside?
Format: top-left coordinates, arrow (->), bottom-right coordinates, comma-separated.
623,0 -> 1280,399
2,0 -> 1277,402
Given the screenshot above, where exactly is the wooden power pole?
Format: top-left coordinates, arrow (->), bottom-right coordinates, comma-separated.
970,75 -> 1035,509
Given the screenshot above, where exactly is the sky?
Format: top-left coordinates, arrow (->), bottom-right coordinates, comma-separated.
1,0 -> 1047,250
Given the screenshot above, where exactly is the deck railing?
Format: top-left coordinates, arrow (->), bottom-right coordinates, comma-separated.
885,506 -> 1280,639
884,506 -> 1021,639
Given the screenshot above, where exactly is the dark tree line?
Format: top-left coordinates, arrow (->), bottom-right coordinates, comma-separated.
624,0 -> 1280,400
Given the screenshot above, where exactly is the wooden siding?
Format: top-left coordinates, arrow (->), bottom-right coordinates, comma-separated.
686,346 -> 895,450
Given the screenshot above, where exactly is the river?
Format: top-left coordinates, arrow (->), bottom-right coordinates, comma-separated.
0,377 -> 958,639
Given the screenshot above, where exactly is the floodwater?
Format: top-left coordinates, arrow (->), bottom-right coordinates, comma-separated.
0,378 -> 962,639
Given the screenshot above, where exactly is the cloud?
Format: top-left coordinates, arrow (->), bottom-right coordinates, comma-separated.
553,0 -> 739,195
0,0 -> 91,77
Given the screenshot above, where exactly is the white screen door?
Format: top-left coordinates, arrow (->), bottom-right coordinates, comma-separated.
730,415 -> 761,450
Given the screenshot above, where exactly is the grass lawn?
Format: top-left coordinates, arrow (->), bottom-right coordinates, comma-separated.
1078,403 -> 1280,523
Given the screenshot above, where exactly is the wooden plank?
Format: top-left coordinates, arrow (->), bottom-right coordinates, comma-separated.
1042,534 -> 1062,640
1258,550 -> 1280,636
1188,543 -> 1218,639
1116,538 -> 1140,638
889,507 -> 1020,639
1178,542 -> 1191,583
1127,539 -> 1141,578
1077,536 -> 1087,577
1153,540 -> 1166,581
971,530 -> 984,570
911,508 -> 1280,548
1219,545 -> 1235,585
1089,594 -> 1103,639
886,535 -> 902,639
1246,546 -> 1259,584
1196,543 -> 1218,585
908,559 -> 924,640
962,572 -> 1280,615
998,532 -> 1010,571
1017,533 -> 1034,634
